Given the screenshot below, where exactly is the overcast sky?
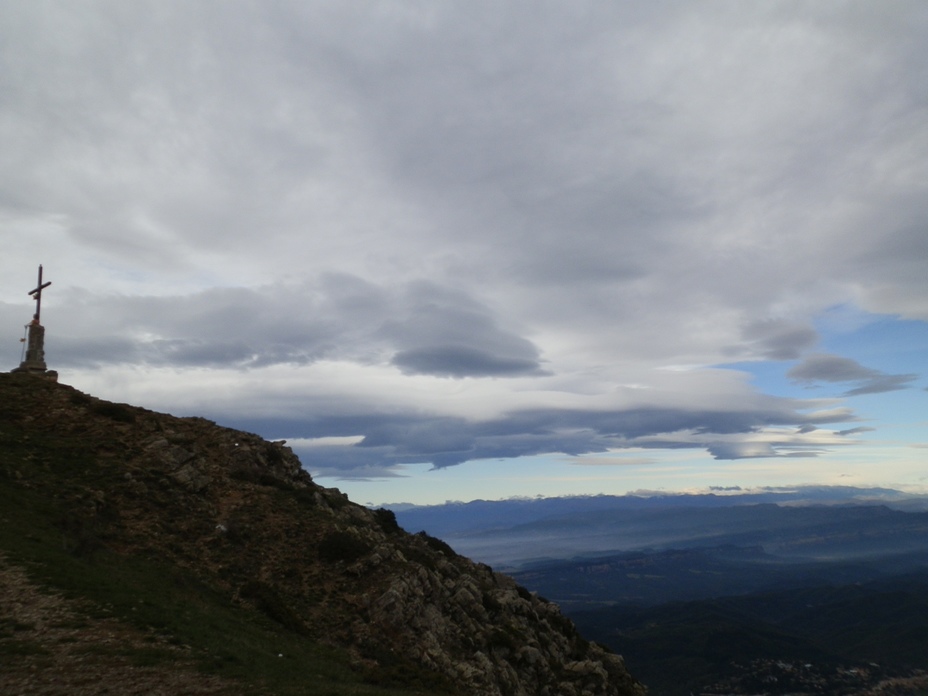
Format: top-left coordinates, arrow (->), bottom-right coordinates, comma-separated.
2,1 -> 926,504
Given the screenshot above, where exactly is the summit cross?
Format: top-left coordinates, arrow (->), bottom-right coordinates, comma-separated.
12,264 -> 57,379
28,264 -> 52,322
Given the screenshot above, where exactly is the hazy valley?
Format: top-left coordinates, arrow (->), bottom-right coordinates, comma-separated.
394,490 -> 928,695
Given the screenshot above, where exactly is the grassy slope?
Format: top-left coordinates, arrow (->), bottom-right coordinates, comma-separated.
0,374 -> 445,696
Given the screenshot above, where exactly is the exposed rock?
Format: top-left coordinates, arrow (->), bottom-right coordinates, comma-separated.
170,461 -> 211,491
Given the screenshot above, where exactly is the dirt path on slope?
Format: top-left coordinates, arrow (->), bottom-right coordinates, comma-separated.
0,554 -> 241,696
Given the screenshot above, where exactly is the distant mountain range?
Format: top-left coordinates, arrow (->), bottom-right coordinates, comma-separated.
392,489 -> 928,695
392,488 -> 928,570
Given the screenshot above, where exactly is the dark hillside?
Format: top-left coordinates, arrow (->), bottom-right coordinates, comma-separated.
0,373 -> 643,696
511,545 -> 928,609
570,576 -> 928,696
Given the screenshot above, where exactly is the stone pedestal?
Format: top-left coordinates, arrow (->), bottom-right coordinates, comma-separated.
12,321 -> 57,380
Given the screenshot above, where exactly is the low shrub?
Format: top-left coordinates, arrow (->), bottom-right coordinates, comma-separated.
317,530 -> 371,563
373,508 -> 402,535
89,401 -> 136,423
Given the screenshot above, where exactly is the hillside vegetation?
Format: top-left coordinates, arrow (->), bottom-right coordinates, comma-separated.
0,373 -> 643,696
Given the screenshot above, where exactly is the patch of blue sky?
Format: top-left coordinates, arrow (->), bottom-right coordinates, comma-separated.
316,452 -> 688,506
719,307 -> 927,398
719,360 -> 802,399
816,306 -> 928,377
718,308 -> 926,452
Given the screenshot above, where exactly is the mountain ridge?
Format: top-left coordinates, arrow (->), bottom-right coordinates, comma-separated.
0,372 -> 643,696
393,491 -> 928,570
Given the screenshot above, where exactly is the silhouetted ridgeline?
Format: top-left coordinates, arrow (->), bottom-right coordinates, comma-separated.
393,489 -> 928,569
0,373 -> 643,696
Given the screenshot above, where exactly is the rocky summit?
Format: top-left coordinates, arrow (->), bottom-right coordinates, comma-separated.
0,372 -> 644,696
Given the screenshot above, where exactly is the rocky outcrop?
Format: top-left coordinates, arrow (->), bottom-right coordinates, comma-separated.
360,555 -> 638,696
0,373 -> 644,696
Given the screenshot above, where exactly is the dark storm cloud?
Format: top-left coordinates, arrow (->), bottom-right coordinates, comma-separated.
787,353 -> 917,396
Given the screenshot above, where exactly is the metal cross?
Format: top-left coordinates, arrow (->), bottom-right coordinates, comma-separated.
27,264 -> 52,322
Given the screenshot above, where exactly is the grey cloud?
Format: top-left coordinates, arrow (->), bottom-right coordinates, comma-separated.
52,335 -> 143,367
377,282 -> 545,377
296,444 -> 407,481
358,417 -> 475,456
453,401 -> 837,464
788,354 -> 882,383
846,197 -> 928,324
836,426 -> 876,436
706,442 -> 830,461
739,319 -> 819,360
316,2 -> 928,329
707,442 -> 777,460
6,2 -> 928,334
788,353 -> 917,396
392,346 -> 545,378
147,339 -> 258,367
3,2 -> 926,493
49,275 -> 545,377
229,399 -> 857,473
844,374 -> 918,396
